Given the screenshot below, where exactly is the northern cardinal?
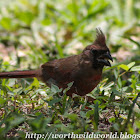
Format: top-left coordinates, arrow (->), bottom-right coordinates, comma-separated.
0,28 -> 113,97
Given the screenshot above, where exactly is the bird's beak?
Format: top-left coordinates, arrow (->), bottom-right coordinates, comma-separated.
97,51 -> 113,67
102,52 -> 113,62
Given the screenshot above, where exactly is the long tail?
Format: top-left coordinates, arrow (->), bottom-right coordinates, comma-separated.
0,70 -> 38,78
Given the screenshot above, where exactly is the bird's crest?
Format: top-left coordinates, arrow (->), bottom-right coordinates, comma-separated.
93,28 -> 106,47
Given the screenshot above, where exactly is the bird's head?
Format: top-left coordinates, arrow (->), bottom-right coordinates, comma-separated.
83,28 -> 113,69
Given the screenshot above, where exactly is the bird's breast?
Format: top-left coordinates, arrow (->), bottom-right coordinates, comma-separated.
68,72 -> 102,96
90,74 -> 102,81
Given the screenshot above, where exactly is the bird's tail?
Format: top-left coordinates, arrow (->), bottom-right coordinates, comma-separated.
0,70 -> 38,78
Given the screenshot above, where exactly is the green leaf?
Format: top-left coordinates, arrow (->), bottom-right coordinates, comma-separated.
1,112 -> 25,135
114,69 -> 118,79
66,114 -> 78,121
0,97 -> 6,105
67,81 -> 74,89
94,102 -> 99,130
0,17 -> 11,30
113,123 -> 120,131
16,11 -> 35,25
119,64 -> 129,71
127,62 -> 135,69
118,77 -> 122,88
86,110 -> 94,118
112,89 -> 122,96
109,117 -> 115,123
102,81 -> 114,90
80,111 -> 86,118
48,98 -> 62,106
61,94 -> 67,114
51,84 -> 62,94
63,81 -> 74,93
123,92 -> 140,132
131,66 -> 140,72
26,78 -> 40,90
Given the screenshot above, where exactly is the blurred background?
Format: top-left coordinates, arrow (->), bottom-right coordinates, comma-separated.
0,0 -> 139,70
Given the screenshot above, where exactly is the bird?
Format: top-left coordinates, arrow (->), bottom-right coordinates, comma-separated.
0,28 -> 113,97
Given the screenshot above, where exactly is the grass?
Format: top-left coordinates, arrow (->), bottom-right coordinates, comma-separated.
0,0 -> 140,139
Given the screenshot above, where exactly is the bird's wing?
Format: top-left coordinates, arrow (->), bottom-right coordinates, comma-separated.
41,55 -> 79,86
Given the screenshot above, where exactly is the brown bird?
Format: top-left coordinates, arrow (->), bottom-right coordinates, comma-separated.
0,28 -> 113,97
